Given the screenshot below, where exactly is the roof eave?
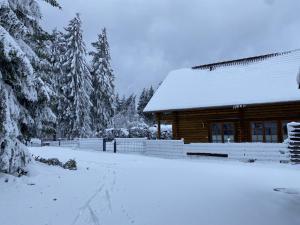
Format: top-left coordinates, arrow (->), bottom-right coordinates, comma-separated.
144,100 -> 300,114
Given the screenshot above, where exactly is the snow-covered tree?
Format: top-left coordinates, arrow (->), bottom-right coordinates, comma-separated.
89,28 -> 115,133
62,14 -> 93,138
137,86 -> 155,124
43,0 -> 61,8
1,0 -> 57,138
0,88 -> 4,136
112,94 -> 141,128
0,0 -> 59,174
137,88 -> 148,117
50,28 -> 67,138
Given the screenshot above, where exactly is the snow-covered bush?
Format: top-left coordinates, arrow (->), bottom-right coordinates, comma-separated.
103,128 -> 129,141
103,124 -> 173,140
148,125 -> 173,140
129,126 -> 150,138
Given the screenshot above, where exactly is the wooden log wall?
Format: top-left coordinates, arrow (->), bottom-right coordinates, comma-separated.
157,101 -> 300,143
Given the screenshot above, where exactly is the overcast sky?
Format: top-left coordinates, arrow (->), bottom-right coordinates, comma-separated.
40,0 -> 300,96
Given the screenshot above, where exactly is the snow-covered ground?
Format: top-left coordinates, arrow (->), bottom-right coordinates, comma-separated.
1,147 -> 300,225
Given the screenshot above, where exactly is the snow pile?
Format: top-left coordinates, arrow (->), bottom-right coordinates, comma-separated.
145,50 -> 300,112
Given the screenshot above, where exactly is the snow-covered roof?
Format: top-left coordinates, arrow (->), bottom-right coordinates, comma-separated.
144,50 -> 300,112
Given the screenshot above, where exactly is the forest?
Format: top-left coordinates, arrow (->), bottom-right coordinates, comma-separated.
0,0 -> 170,175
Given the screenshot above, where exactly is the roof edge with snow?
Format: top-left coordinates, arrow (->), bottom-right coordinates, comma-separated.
144,49 -> 300,113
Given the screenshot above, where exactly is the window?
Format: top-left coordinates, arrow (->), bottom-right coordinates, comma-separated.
223,123 -> 235,143
211,123 -> 235,143
251,122 -> 264,142
211,123 -> 222,143
251,121 -> 277,143
264,122 -> 278,143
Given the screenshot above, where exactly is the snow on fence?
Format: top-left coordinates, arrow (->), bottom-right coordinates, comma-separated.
115,138 -> 146,154
59,140 -> 78,148
105,141 -> 115,153
113,139 -> 185,158
112,139 -> 290,162
41,138 -> 104,151
185,143 -> 290,162
78,138 -> 103,151
38,138 -> 291,162
145,140 -> 185,158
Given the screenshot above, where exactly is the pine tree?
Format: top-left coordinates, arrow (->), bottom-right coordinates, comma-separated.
137,86 -> 155,124
0,0 -> 58,174
62,14 -> 93,138
50,29 -> 67,138
111,94 -> 140,128
137,88 -> 147,116
30,31 -> 57,138
89,28 -> 115,133
1,0 -> 57,138
146,86 -> 155,123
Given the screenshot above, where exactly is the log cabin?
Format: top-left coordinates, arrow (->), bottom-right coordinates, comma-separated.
144,49 -> 300,143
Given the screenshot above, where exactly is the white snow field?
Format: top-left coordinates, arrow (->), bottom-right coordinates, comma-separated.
1,147 -> 300,225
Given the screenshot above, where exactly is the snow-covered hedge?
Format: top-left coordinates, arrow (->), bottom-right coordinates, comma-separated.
102,124 -> 172,140
103,128 -> 130,141
148,125 -> 173,140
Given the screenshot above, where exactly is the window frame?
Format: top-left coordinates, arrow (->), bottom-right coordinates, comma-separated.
210,122 -> 236,143
251,121 -> 264,143
250,121 -> 278,143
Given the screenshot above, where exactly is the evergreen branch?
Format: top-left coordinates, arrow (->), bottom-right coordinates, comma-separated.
42,0 -> 62,9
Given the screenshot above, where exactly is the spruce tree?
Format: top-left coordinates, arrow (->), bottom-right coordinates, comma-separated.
90,28 -> 115,133
137,88 -> 147,116
137,86 -> 155,124
0,0 -> 59,174
112,94 -> 139,128
50,29 -> 67,138
62,14 -> 93,138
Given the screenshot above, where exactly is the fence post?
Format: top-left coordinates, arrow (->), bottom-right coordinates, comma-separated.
103,139 -> 106,152
114,139 -> 117,153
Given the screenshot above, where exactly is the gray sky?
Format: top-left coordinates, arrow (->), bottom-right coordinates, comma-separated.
40,0 -> 300,96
